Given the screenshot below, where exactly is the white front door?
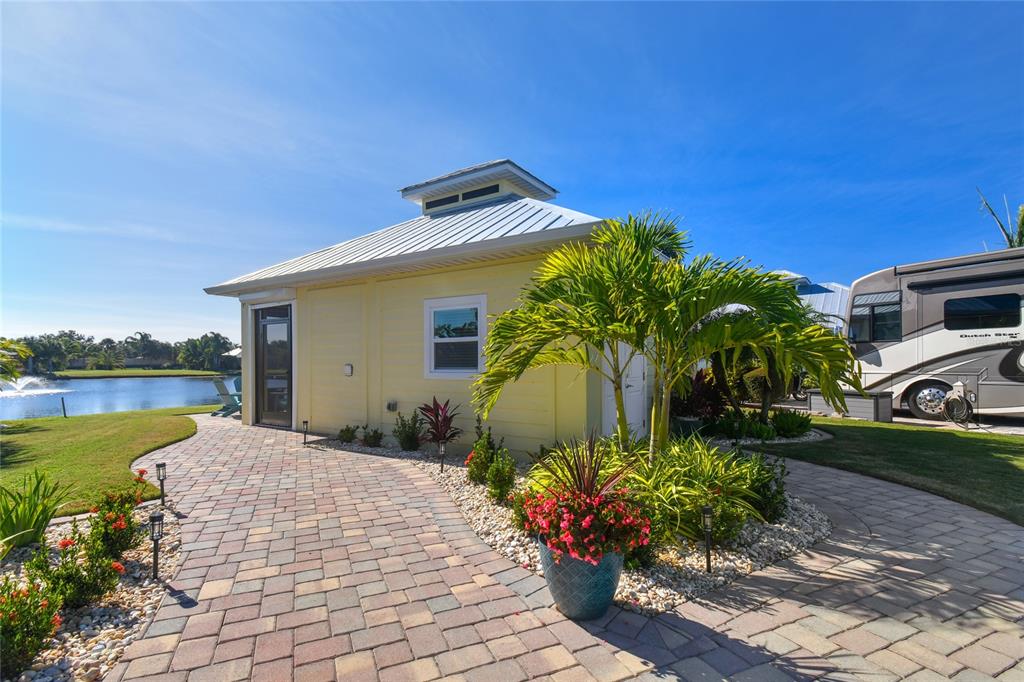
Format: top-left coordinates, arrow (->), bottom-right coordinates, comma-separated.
602,343 -> 648,436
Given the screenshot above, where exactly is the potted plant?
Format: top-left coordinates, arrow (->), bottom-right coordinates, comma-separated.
418,398 -> 463,471
522,438 -> 650,620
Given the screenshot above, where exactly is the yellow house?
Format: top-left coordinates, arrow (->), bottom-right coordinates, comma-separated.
205,160 -> 649,454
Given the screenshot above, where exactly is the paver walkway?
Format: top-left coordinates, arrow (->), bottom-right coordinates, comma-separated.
112,416 -> 1024,681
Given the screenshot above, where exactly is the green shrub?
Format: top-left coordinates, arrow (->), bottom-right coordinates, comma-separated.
486,450 -> 517,502
26,521 -> 122,609
708,410 -> 776,441
770,409 -> 812,438
361,426 -> 384,448
467,417 -> 503,485
0,576 -> 62,674
747,453 -> 788,522
628,436 -> 762,544
0,471 -> 71,558
508,490 -> 529,531
392,412 -> 424,451
89,478 -> 144,560
337,425 -> 358,443
670,370 -> 726,420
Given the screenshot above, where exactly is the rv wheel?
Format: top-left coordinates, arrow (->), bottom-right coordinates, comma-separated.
906,382 -> 950,420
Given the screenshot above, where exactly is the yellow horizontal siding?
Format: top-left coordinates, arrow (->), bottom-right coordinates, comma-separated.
291,256 -> 597,454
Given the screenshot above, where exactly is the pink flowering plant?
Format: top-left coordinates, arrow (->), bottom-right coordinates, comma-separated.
523,437 -> 650,565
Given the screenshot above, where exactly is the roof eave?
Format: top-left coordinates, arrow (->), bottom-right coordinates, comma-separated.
204,221 -> 601,298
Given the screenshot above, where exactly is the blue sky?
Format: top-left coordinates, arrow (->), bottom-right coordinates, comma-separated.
3,2 -> 1022,342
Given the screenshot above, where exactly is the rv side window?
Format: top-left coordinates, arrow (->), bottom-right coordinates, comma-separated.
944,293 -> 1021,330
849,293 -> 902,342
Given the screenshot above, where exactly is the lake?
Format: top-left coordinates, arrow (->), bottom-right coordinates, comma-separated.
0,376 -> 231,420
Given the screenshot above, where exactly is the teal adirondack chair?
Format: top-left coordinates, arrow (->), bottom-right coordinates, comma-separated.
211,378 -> 241,417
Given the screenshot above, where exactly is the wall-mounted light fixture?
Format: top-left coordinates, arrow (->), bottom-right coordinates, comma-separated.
343,364 -> 354,377
386,400 -> 398,412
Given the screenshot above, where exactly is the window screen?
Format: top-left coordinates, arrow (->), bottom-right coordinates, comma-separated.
462,184 -> 500,201
424,194 -> 459,210
944,293 -> 1021,330
424,296 -> 485,377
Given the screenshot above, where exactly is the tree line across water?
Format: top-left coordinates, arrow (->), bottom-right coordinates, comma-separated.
6,330 -> 239,373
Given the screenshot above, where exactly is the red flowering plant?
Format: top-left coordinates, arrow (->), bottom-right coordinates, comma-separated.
522,437 -> 650,565
89,470 -> 147,559
0,575 -> 62,674
25,521 -> 120,609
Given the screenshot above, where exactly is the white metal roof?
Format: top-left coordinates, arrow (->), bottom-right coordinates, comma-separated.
206,194 -> 600,296
399,159 -> 557,202
797,281 -> 851,330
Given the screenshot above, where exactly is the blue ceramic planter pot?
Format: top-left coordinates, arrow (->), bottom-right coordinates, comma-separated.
537,538 -> 623,620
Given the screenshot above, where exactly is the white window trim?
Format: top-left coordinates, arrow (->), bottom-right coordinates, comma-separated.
424,294 -> 486,380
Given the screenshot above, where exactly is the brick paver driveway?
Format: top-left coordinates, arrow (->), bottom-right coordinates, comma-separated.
113,416 -> 1024,681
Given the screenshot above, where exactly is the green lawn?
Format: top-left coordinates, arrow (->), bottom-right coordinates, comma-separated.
756,417 -> 1024,527
0,405 -> 216,515
54,369 -> 227,378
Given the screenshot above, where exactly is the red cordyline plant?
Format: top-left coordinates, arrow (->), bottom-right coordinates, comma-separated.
523,437 -> 650,565
418,398 -> 463,472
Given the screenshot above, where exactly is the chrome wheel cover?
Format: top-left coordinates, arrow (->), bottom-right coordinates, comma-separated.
915,387 -> 947,415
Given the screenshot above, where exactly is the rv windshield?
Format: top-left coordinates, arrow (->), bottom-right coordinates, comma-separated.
849,292 -> 902,342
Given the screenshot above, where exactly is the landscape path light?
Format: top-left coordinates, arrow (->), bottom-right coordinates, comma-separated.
303,420 -> 309,445
156,462 -> 167,506
702,504 -> 713,573
150,511 -> 164,581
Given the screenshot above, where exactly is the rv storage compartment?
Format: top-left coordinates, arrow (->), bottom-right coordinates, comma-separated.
808,390 -> 893,422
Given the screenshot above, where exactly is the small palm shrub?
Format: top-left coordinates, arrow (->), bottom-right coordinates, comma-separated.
629,436 -> 763,544
337,425 -> 358,443
0,471 -> 71,558
486,450 -> 517,502
392,412 -> 424,451
361,426 -> 384,447
26,522 -> 123,609
0,576 -> 62,674
747,453 -> 788,522
770,409 -> 812,438
466,416 -> 502,484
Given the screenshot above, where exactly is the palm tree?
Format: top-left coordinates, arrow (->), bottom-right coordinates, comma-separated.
475,214 -> 862,454
978,189 -> 1024,248
0,339 -> 32,379
475,213 -> 688,446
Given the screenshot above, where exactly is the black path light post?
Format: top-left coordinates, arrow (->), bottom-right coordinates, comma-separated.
702,505 -> 714,573
156,462 -> 167,506
302,420 -> 309,445
150,512 -> 164,580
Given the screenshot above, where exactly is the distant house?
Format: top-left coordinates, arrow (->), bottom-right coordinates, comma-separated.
775,271 -> 851,334
206,161 -> 648,452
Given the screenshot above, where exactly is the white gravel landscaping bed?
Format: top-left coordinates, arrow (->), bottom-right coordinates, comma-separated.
312,438 -> 831,615
708,427 -> 832,449
0,504 -> 183,682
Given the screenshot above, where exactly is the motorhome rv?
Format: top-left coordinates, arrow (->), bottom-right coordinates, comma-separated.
846,247 -> 1024,419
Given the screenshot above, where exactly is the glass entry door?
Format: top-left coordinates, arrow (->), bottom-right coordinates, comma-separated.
254,305 -> 292,428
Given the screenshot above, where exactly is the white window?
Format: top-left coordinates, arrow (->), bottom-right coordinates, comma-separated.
424,295 -> 486,379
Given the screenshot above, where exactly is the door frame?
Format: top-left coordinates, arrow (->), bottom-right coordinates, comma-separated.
248,300 -> 297,430
601,344 -> 648,436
